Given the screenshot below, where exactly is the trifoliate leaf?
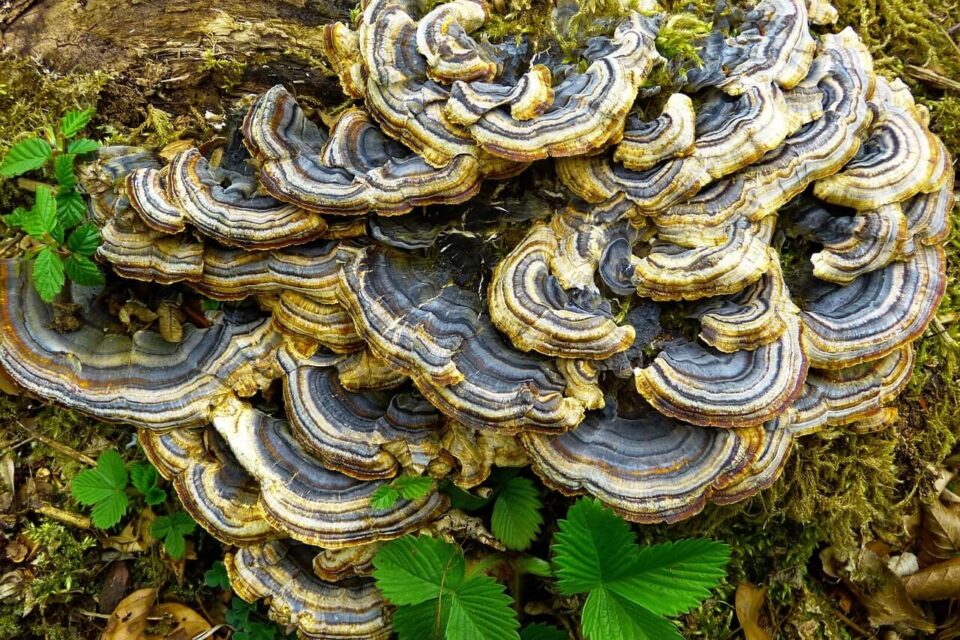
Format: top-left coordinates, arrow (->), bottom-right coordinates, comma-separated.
129,462 -> 167,506
204,561 -> 231,589
519,623 -> 567,640
491,475 -> 543,551
553,499 -> 641,595
373,535 -> 464,606
22,185 -> 58,240
67,223 -> 101,257
581,588 -> 682,640
67,138 -> 100,155
393,475 -> 434,500
60,108 -> 95,138
375,535 -> 519,640
3,207 -> 26,230
32,248 -> 65,303
370,485 -> 400,510
552,499 -> 729,639
64,254 -> 105,287
622,539 -> 730,616
56,190 -> 86,229
54,154 -> 76,188
226,597 -> 254,629
71,450 -> 129,529
151,511 -> 196,559
0,138 -> 51,177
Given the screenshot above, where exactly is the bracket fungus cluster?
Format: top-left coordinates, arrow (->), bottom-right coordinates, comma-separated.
0,0 -> 952,636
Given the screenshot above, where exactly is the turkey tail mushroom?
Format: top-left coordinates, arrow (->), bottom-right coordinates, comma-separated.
226,541 -> 391,639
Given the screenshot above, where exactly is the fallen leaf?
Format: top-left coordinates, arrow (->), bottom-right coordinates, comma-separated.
918,499 -> 960,565
146,602 -> 211,640
103,588 -> 156,640
0,454 -> 14,494
103,508 -> 157,554
847,549 -> 933,632
903,557 -> 960,601
156,302 -> 184,344
98,562 -> 131,614
4,540 -> 27,563
118,300 -> 158,330
735,582 -> 771,640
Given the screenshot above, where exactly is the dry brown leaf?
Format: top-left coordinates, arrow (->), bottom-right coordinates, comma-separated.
118,300 -> 158,329
103,509 -> 157,553
735,582 -> 771,640
156,302 -> 184,344
103,588 -> 156,640
903,557 -> 960,601
919,499 -> 960,565
848,549 -> 933,632
98,562 -> 131,614
146,602 -> 211,640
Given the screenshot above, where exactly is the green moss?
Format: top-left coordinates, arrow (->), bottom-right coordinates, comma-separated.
21,520 -> 97,611
0,606 -> 24,640
198,49 -> 248,92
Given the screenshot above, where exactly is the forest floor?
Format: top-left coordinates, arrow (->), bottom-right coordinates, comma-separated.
0,0 -> 959,638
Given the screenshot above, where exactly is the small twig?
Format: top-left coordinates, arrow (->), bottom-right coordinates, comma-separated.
34,502 -> 93,529
906,65 -> 960,93
933,317 -> 959,348
15,420 -> 96,466
833,610 -> 874,638
936,22 -> 960,61
0,437 -> 36,458
35,502 -> 92,529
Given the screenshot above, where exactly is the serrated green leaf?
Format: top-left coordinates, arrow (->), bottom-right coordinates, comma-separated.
519,623 -> 567,640
143,486 -> 167,506
0,138 -> 51,177
67,138 -> 100,155
444,574 -> 519,640
204,561 -> 231,589
491,475 -> 543,551
373,535 -> 464,606
581,588 -> 681,640
129,462 -> 166,505
22,185 -> 58,240
370,485 -> 400,510
67,223 -> 100,256
32,248 -> 65,302
60,108 -> 94,138
55,190 -> 86,229
64,254 -> 104,286
613,539 -> 730,616
392,600 -> 444,640
71,450 -> 129,529
393,475 -> 434,500
3,207 -> 26,230
54,154 -> 76,188
164,530 -> 187,559
226,597 -> 254,628
553,499 -> 641,595
151,511 -> 196,559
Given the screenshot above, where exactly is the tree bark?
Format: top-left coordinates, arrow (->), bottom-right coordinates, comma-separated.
1,0 -> 354,124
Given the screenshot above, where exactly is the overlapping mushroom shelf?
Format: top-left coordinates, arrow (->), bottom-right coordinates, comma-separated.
0,0 -> 953,637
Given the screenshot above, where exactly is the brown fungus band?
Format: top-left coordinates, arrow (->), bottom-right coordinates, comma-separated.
0,0 -> 953,636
